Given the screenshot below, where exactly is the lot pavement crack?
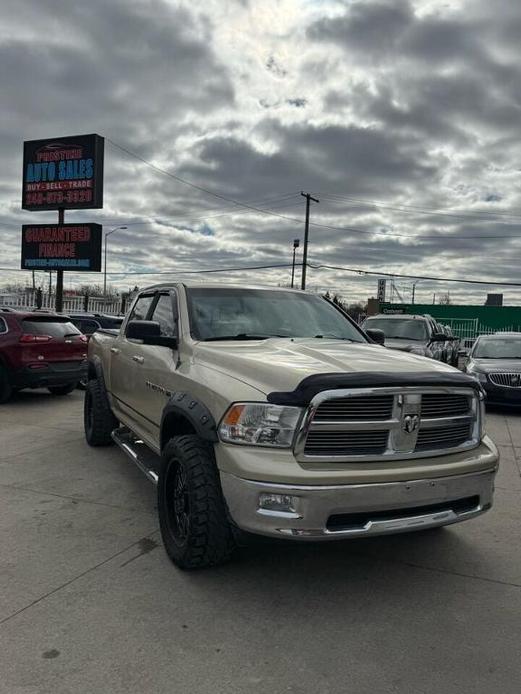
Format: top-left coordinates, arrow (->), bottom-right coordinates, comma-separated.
0,531 -> 160,626
355,551 -> 521,589
0,482 -> 156,514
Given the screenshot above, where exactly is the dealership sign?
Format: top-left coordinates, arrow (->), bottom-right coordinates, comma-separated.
21,223 -> 102,272
22,134 -> 104,210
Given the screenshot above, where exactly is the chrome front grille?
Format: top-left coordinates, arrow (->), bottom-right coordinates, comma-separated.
296,387 -> 481,462
304,430 -> 389,456
415,422 -> 472,451
420,394 -> 471,418
313,395 -> 394,421
488,372 -> 521,388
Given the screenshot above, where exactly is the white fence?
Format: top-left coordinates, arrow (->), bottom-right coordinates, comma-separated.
0,291 -> 122,315
440,318 -> 521,351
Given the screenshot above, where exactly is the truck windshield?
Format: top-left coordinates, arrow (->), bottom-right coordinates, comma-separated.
364,318 -> 428,341
186,288 -> 366,342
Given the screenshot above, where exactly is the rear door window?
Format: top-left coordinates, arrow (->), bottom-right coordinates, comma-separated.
150,294 -> 177,337
21,319 -> 82,338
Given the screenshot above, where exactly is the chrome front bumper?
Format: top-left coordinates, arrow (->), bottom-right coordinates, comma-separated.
220,468 -> 497,540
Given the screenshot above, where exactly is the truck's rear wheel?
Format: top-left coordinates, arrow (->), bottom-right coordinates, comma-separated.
158,435 -> 236,570
84,378 -> 117,446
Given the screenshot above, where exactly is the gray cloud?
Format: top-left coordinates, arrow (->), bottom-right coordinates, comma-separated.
2,0 -> 521,305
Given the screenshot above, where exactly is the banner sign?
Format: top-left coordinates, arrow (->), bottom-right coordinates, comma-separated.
21,223 -> 102,272
22,134 -> 104,210
377,279 -> 386,303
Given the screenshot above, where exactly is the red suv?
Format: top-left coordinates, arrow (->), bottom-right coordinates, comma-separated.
0,310 -> 88,403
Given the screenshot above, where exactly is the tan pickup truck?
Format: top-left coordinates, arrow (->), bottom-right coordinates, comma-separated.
84,283 -> 499,569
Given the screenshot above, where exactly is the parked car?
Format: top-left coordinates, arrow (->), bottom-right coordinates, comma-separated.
465,333 -> 521,406
362,314 -> 451,360
436,324 -> 460,366
0,311 -> 87,403
68,314 -> 123,389
84,284 -> 498,570
68,313 -> 124,338
447,326 -> 461,366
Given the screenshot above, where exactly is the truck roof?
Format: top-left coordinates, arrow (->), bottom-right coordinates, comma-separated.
142,282 -> 307,293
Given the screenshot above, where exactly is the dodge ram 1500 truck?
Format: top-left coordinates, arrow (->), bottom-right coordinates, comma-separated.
85,283 -> 499,570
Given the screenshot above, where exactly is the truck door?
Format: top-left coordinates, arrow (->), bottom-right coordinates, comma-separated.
134,291 -> 180,441
110,292 -> 156,427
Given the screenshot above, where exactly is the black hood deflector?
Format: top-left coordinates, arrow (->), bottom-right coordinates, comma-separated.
267,371 -> 481,406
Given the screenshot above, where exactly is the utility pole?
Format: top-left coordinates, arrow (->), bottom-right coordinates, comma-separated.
55,208 -> 64,313
300,191 -> 319,290
291,238 -> 300,289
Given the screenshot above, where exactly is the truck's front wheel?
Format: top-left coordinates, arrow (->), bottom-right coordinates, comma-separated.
158,435 -> 236,570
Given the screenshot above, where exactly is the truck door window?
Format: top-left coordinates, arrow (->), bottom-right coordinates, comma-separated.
151,294 -> 177,337
127,295 -> 155,325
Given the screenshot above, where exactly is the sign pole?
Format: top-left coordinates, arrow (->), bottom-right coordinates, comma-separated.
55,208 -> 64,313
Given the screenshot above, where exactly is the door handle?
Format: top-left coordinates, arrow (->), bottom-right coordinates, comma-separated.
110,347 -> 120,354
132,355 -> 145,364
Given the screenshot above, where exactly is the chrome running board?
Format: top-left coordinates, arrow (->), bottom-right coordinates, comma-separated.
111,427 -> 160,485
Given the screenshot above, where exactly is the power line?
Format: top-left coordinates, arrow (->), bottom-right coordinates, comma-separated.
0,263 -> 297,276
309,263 -> 521,287
107,137 -> 310,221
105,144 -> 521,238
3,259 -> 521,287
317,192 -> 521,224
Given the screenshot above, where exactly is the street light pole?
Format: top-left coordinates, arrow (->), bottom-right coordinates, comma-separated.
104,226 -> 127,297
291,238 -> 300,289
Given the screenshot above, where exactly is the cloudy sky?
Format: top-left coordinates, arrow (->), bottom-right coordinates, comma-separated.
2,0 -> 521,304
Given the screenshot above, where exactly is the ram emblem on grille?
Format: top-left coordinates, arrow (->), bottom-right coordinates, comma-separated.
402,414 -> 420,434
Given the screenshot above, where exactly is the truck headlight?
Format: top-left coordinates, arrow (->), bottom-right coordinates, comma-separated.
219,403 -> 303,448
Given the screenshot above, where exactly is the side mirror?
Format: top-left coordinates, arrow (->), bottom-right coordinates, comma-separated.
126,320 -> 177,348
366,328 -> 385,345
430,332 -> 447,342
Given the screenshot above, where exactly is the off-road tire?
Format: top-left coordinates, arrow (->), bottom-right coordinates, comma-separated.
84,378 -> 117,446
158,435 -> 236,570
0,365 -> 13,404
48,383 -> 77,396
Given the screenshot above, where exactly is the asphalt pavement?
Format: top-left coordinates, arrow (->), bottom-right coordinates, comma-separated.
0,390 -> 520,694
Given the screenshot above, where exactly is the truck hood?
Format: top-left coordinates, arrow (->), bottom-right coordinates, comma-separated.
471,358 -> 521,372
384,338 -> 429,352
192,338 -> 456,395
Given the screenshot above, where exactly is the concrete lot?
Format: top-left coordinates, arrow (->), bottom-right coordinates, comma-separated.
0,390 -> 520,694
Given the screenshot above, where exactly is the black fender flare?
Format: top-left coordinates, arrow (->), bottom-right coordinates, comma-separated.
88,356 -> 108,390
160,392 -> 218,449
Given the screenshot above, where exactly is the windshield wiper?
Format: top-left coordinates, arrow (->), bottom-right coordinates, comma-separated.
314,334 -> 356,341
202,333 -> 285,342
386,335 -> 423,341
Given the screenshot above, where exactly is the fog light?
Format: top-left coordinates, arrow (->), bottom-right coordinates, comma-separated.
259,493 -> 297,513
